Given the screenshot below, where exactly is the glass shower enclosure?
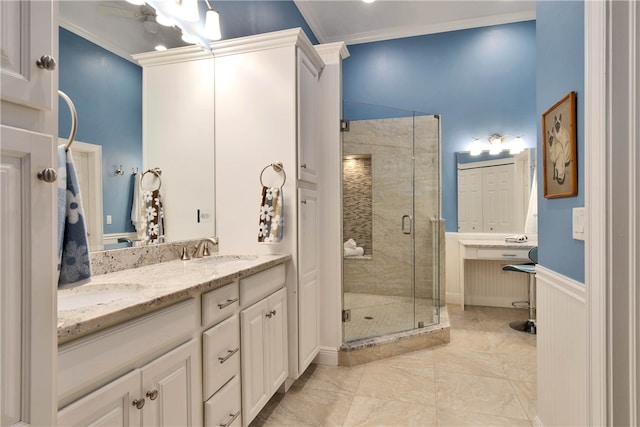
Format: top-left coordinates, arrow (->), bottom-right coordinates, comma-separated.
342,102 -> 442,343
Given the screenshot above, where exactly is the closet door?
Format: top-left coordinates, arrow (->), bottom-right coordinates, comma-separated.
457,168 -> 482,232
482,164 -> 515,232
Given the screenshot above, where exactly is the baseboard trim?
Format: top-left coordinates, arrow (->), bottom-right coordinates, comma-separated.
314,346 -> 339,366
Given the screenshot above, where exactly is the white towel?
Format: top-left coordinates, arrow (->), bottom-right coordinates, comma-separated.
131,172 -> 141,232
57,146 -> 91,286
344,247 -> 364,257
344,238 -> 357,249
505,234 -> 528,243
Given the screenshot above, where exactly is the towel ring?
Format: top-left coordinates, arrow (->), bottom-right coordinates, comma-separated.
58,90 -> 77,152
260,162 -> 286,188
141,168 -> 162,191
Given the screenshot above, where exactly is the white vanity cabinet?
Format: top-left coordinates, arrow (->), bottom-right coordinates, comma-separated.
201,282 -> 242,427
58,340 -> 199,427
238,265 -> 288,426
57,300 -> 201,427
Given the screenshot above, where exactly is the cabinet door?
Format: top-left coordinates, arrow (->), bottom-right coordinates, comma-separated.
267,288 -> 288,392
297,48 -> 319,183
57,370 -> 141,427
297,189 -> 320,373
457,168 -> 482,232
0,0 -> 54,110
1,125 -> 56,426
141,340 -> 200,427
482,164 -> 515,232
240,298 -> 270,426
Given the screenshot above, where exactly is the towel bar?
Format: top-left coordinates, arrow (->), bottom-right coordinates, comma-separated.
58,90 -> 77,151
260,162 -> 286,188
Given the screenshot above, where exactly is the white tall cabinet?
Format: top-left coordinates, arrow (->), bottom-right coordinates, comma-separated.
212,28 -> 324,382
0,1 -> 57,426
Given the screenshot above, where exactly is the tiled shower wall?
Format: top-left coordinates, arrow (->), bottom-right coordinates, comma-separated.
343,115 -> 443,301
343,156 -> 372,256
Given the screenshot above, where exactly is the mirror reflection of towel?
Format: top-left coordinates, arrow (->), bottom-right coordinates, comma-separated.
258,186 -> 284,243
142,189 -> 164,244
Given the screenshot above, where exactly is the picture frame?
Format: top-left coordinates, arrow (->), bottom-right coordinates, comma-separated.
542,91 -> 577,198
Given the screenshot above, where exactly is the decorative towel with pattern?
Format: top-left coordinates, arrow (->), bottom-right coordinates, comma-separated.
141,189 -> 164,244
57,146 -> 91,286
258,186 -> 284,243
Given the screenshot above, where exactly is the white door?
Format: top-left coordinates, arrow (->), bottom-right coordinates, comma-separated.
297,48 -> 319,184
267,288 -> 288,392
1,125 -> 56,426
297,189 -> 319,373
141,340 -> 200,427
483,164 -> 515,232
240,298 -> 270,425
0,0 -> 54,110
457,168 -> 482,232
57,370 -> 141,427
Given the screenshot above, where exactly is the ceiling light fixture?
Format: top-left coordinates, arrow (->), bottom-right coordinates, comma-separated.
204,0 -> 222,40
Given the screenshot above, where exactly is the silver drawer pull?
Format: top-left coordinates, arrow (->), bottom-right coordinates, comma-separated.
220,410 -> 240,427
218,348 -> 239,364
217,298 -> 238,309
502,254 -> 518,257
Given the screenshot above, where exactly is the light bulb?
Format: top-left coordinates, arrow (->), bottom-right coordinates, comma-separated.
204,9 -> 222,40
470,139 -> 482,156
180,0 -> 200,22
155,45 -> 167,51
510,137 -> 524,154
181,32 -> 199,44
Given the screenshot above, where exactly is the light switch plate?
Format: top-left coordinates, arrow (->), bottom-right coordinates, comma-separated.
106,214 -> 112,225
572,207 -> 585,240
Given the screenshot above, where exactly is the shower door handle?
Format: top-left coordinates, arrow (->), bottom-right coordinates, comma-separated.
402,215 -> 412,235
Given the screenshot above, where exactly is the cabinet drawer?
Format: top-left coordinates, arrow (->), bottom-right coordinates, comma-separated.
476,248 -> 530,261
203,315 -> 240,400
240,264 -> 285,307
202,282 -> 239,327
204,376 -> 241,427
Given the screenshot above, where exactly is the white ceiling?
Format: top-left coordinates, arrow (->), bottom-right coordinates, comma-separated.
296,0 -> 536,45
59,1 -> 536,61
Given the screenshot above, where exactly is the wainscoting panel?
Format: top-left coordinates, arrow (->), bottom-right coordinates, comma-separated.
535,265 -> 587,427
464,259 -> 529,307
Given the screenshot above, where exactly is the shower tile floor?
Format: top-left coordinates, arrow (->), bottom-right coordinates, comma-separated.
343,292 -> 438,342
250,304 -> 537,426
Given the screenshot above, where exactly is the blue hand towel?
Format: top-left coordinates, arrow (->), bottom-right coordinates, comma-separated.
57,146 -> 91,286
258,186 -> 284,243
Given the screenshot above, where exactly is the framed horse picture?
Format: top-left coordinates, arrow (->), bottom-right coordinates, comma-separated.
542,91 -> 577,198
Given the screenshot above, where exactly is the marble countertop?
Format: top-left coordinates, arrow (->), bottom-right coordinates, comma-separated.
58,253 -> 290,344
458,239 -> 537,249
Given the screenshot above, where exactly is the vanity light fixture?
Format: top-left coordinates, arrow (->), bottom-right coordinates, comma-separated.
469,134 -> 525,156
155,44 -> 168,51
204,0 -> 222,41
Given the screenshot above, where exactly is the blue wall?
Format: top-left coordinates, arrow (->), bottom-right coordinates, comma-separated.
342,21 -> 537,232
536,1 -> 585,282
214,0 -> 318,44
59,27 -> 142,235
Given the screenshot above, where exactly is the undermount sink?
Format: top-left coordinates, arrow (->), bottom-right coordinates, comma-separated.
191,255 -> 259,266
58,288 -> 139,311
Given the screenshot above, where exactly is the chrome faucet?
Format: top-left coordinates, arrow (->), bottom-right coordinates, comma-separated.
193,237 -> 219,258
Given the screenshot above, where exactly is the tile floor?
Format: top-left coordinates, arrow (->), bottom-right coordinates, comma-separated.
250,304 -> 537,427
343,293 -> 438,342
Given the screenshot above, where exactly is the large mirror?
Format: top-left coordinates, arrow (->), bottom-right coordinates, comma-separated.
456,148 -> 536,234
59,1 -> 211,251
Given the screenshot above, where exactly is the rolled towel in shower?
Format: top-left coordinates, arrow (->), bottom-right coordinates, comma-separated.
344,238 -> 357,249
344,247 -> 364,257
